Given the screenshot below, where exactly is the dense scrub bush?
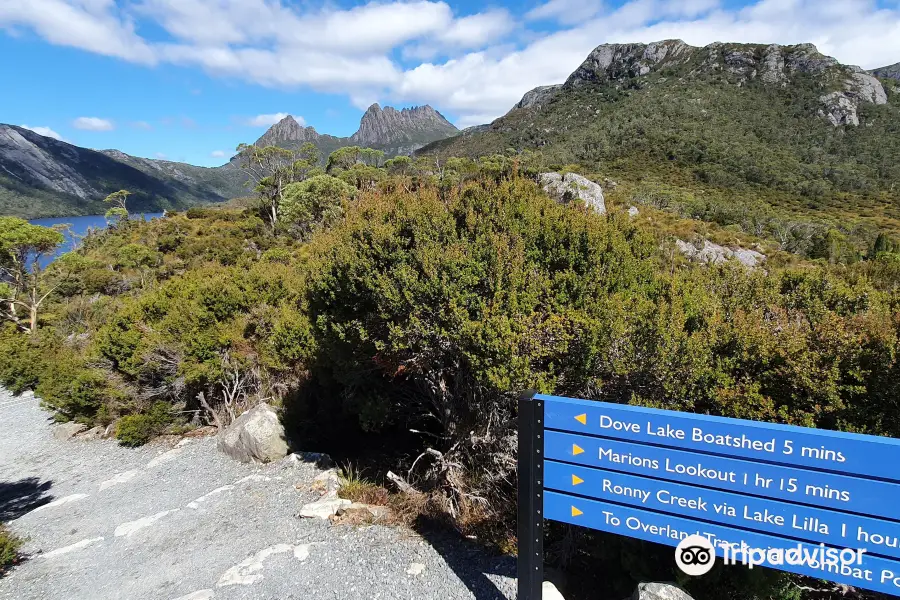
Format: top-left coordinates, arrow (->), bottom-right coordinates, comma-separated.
115,401 -> 173,446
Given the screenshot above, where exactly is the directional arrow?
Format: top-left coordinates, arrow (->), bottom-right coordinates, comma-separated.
572,444 -> 584,456
572,474 -> 584,486
571,506 -> 583,517
574,413 -> 587,425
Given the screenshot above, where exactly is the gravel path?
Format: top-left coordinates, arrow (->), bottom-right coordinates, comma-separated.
0,388 -> 516,600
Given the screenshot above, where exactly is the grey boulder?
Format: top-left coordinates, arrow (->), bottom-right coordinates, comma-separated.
632,582 -> 694,600
676,239 -> 765,268
540,172 -> 606,214
217,403 -> 289,464
53,422 -> 87,441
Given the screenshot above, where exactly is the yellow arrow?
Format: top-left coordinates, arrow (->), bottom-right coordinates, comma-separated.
572,474 -> 584,486
571,506 -> 583,517
572,444 -> 584,456
574,413 -> 587,425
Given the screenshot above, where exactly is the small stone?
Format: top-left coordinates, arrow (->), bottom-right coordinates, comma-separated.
53,422 -> 87,441
628,206 -> 639,217
298,497 -> 351,519
406,562 -> 426,576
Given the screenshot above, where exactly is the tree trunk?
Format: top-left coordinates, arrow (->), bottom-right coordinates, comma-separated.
29,288 -> 37,333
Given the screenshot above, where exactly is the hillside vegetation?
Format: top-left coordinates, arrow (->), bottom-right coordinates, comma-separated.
422,41 -> 900,257
1,145 -> 898,598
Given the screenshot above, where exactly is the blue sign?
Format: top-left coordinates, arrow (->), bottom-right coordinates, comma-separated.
544,430 -> 900,519
541,394 -> 900,481
544,462 -> 900,560
544,492 -> 900,597
517,393 -> 900,598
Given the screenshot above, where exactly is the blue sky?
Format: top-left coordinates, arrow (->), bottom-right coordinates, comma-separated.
2,0 -> 900,167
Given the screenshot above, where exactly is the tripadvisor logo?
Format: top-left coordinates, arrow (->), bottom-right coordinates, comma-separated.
675,535 -> 716,576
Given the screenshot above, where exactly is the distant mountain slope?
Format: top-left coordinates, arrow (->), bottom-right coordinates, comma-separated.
248,103 -> 459,161
871,62 -> 900,82
0,125 -> 245,219
420,40 -> 900,233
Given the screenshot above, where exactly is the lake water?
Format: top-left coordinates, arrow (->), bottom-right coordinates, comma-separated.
28,213 -> 165,266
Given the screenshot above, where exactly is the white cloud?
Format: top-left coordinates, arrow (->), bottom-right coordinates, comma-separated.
19,124 -> 66,141
131,120 -> 153,130
155,152 -> 167,159
5,0 -> 900,130
210,150 -> 226,158
72,116 -> 114,131
0,0 -> 156,63
246,112 -> 304,127
526,0 -> 605,25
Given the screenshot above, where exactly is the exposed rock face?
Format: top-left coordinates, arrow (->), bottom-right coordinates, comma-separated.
566,40 -> 693,87
514,85 -> 562,110
217,403 -> 289,464
351,103 -> 458,150
632,582 -> 694,600
540,172 -> 606,214
255,116 -> 324,148
563,40 -> 887,127
870,62 -> 900,82
676,239 -> 765,268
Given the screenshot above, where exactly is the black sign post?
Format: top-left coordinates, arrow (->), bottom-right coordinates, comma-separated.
517,390 -> 544,600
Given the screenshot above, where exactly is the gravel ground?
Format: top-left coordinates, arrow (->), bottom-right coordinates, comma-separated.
0,388 -> 517,600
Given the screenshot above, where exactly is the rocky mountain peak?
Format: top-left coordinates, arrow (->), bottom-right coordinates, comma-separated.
351,103 -> 458,147
557,39 -> 887,128
255,115 -> 321,148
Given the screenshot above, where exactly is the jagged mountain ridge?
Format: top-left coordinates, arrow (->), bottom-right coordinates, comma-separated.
250,103 -> 459,159
0,125 -> 245,219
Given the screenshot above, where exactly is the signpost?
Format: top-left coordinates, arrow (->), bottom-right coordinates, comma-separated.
517,392 -> 900,599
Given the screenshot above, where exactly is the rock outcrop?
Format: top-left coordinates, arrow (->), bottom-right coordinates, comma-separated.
540,172 -> 606,214
217,403 -> 289,464
350,104 -> 459,152
676,239 -> 765,268
513,85 -> 562,110
562,40 -> 887,128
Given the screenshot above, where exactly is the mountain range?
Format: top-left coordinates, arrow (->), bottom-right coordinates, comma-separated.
0,103 -> 458,218
2,40 -> 899,222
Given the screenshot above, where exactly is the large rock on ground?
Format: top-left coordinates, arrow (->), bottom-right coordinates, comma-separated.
632,582 -> 694,600
540,172 -> 606,214
53,422 -> 87,441
675,239 -> 765,268
217,403 -> 289,464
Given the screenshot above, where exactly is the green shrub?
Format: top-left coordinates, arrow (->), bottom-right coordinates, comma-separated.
115,401 -> 174,446
0,524 -> 21,572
